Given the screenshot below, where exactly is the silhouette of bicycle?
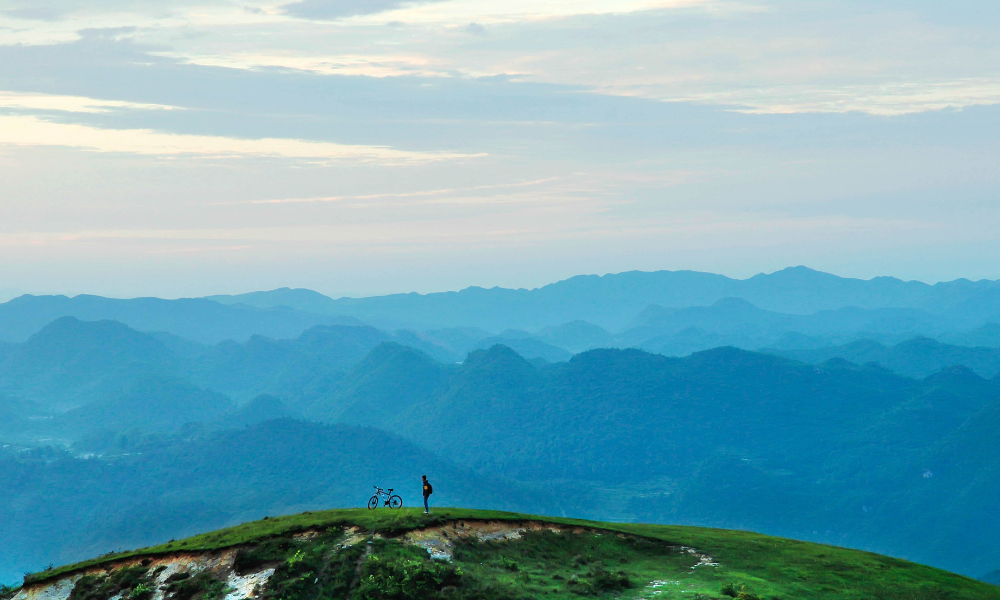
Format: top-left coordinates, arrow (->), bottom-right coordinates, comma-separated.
368,486 -> 403,509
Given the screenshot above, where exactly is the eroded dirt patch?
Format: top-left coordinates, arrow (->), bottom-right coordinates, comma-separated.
403,521 -> 609,561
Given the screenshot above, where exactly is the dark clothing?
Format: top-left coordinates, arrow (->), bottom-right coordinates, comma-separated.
422,479 -> 432,513
424,496 -> 429,512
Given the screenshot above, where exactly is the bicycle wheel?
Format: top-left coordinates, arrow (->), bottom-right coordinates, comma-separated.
388,495 -> 403,509
368,496 -> 379,510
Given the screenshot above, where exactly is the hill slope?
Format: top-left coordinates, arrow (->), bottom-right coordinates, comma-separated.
13,508 -> 998,600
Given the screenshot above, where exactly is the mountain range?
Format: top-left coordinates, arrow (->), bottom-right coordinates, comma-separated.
6,267 -> 1000,349
6,267 -> 1000,585
209,266 -> 1000,331
4,315 -> 1000,581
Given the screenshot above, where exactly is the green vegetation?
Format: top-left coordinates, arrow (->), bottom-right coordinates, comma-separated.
161,571 -> 228,600
24,508 -> 1000,600
67,566 -> 158,600
353,542 -> 465,600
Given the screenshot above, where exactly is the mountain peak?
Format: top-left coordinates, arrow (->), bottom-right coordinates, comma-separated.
924,365 -> 989,385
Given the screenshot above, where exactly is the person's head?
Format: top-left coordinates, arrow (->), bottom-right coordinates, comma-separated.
422,475 -> 427,481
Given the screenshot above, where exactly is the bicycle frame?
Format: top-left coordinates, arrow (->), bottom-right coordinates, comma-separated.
369,486 -> 402,509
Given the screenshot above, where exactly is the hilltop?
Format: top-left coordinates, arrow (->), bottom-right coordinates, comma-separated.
12,508 -> 997,600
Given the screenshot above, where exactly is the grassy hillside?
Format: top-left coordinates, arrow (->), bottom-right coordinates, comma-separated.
22,508 -> 998,600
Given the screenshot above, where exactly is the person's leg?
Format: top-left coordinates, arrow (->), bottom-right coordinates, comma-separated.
424,495 -> 429,513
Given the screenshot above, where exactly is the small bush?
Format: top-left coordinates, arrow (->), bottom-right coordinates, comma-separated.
1,584 -> 19,600
721,583 -> 762,600
129,583 -> 153,600
568,566 -> 631,596
590,567 -> 631,592
499,558 -> 519,572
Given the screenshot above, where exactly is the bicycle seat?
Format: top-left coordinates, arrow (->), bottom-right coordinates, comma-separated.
387,488 -> 393,492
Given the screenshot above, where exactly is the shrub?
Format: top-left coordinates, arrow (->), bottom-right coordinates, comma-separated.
129,583 -> 153,600
1,584 -> 18,600
721,583 -> 762,600
259,537 -> 363,600
163,572 -> 228,600
70,567 -> 152,600
352,554 -> 462,600
498,558 -> 519,572
568,566 -> 631,596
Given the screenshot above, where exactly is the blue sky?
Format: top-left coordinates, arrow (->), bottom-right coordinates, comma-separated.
0,0 -> 998,299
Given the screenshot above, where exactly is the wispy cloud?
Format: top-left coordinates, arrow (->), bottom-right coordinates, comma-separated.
350,0 -> 713,25
172,51 -> 454,78
0,90 -> 180,113
241,177 -> 564,205
0,114 -> 482,162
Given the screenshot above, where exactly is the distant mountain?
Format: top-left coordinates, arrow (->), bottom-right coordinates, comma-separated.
206,287 -> 341,315
228,267 -> 1000,331
9,267 -> 1000,344
939,322 -> 1000,348
622,297 -> 951,352
767,337 -> 1000,379
0,294 -> 363,344
534,320 -> 616,353
380,346 -> 924,483
191,325 -> 390,402
473,335 -> 572,362
0,317 -> 182,409
0,317 -> 395,425
55,376 -> 235,436
214,393 -> 298,429
308,342 -> 448,427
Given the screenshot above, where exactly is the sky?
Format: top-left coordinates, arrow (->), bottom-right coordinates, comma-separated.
0,0 -> 999,299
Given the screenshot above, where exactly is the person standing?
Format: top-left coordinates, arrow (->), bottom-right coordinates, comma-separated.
422,475 -> 433,514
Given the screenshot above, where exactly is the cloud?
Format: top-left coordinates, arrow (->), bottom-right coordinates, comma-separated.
281,0 -> 445,20
0,114 -> 482,162
464,22 -> 486,35
0,90 -> 179,113
0,0 -> 228,22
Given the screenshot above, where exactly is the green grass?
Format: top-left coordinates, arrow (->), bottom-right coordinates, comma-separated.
23,507 -> 1000,599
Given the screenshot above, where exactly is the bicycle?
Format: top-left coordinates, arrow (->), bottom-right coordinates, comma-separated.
368,486 -> 403,509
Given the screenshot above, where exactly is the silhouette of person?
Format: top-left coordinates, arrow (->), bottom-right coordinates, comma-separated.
422,475 -> 433,514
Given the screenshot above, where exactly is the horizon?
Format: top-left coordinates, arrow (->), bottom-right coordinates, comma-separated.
4,264 -> 1000,302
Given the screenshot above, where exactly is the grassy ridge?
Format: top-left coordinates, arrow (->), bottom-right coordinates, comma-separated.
23,508 -> 999,599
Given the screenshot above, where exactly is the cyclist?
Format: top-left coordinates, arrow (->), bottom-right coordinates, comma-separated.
422,475 -> 433,514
